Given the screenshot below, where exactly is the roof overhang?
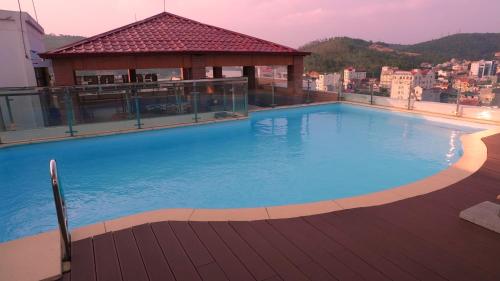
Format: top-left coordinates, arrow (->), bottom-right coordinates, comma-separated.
40,50 -> 311,59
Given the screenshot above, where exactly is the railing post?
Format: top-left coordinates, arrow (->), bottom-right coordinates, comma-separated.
223,85 -> 228,111
175,85 -> 181,114
193,82 -> 199,123
244,83 -> 248,116
49,160 -> 71,262
370,83 -> 374,105
271,82 -> 276,108
125,90 -> 132,120
306,79 -> 311,104
0,101 -> 5,132
231,84 -> 236,113
4,96 -> 14,126
64,88 -> 76,137
407,91 -> 412,110
455,89 -> 461,117
133,87 -> 143,129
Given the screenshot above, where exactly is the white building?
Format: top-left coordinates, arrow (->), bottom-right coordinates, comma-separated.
379,66 -> 398,89
0,9 -> 50,130
315,73 -> 341,92
390,69 -> 435,100
343,67 -> 366,89
470,60 -> 497,78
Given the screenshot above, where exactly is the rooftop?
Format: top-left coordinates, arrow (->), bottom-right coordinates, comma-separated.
41,12 -> 308,58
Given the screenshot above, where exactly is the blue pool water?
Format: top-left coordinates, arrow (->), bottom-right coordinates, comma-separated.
0,104 -> 480,241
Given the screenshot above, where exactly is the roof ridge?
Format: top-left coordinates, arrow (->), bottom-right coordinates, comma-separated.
43,11 -> 309,57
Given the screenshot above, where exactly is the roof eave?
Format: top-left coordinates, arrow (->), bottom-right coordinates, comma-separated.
40,50 -> 311,59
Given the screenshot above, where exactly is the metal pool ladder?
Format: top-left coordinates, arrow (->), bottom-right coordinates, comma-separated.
50,159 -> 71,262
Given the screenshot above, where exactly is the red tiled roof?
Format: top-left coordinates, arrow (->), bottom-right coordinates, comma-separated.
41,12 -> 308,58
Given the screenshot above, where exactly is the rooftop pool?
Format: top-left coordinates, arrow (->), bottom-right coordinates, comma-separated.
0,104 -> 481,242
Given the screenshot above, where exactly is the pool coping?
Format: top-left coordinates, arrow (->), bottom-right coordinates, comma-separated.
0,103 -> 499,281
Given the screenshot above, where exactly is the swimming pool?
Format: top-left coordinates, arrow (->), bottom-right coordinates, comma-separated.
0,104 -> 480,241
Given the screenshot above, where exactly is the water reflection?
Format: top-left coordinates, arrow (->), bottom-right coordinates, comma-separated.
446,130 -> 459,165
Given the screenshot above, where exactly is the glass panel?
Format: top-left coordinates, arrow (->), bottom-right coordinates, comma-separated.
0,78 -> 249,145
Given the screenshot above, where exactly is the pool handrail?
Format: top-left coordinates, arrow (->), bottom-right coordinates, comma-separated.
50,159 -> 71,261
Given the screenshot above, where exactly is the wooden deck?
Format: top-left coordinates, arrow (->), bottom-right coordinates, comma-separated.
59,134 -> 500,281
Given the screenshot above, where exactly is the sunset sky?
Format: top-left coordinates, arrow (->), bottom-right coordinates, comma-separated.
2,0 -> 499,48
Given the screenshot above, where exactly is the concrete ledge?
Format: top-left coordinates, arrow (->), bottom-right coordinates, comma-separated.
460,201 -> 500,234
0,230 -> 61,281
103,208 -> 194,233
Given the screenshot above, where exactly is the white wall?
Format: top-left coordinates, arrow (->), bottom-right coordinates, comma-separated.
0,10 -> 47,129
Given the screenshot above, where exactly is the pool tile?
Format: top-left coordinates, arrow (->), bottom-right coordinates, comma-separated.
189,208 -> 269,221
71,222 -> 106,241
334,190 -> 403,209
104,208 -> 194,232
266,201 -> 343,219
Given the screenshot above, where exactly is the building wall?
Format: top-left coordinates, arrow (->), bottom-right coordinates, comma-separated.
380,66 -> 398,89
390,70 -> 435,100
0,10 -> 47,130
470,60 -> 498,77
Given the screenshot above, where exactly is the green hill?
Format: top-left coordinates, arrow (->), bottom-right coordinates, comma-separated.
300,33 -> 500,75
392,33 -> 500,62
43,34 -> 86,51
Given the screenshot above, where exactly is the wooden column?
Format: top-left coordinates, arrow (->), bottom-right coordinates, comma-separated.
182,68 -> 192,80
191,55 -> 206,79
128,69 -> 137,82
243,66 -> 256,89
213,66 -> 223,78
287,56 -> 304,95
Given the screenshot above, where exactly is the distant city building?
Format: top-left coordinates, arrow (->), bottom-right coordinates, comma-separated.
379,66 -> 398,89
478,87 -> 496,106
453,77 -> 476,93
390,69 -> 435,100
470,60 -> 497,78
316,73 -> 341,92
414,86 -> 441,102
343,67 -> 366,90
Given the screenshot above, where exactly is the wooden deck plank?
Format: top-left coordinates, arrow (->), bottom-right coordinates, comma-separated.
190,222 -> 256,281
249,220 -> 336,281
151,222 -> 202,281
93,233 -> 122,281
230,221 -> 310,281
169,221 -> 214,267
304,215 -> 420,281
70,238 -> 96,281
132,224 -> 175,281
269,218 -> 384,281
250,220 -> 312,266
374,198 -> 500,280
196,262 -> 229,281
210,222 -> 277,281
328,209 -> 493,281
113,229 -> 149,281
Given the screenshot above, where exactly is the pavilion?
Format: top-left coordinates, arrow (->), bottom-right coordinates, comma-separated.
41,12 -> 309,95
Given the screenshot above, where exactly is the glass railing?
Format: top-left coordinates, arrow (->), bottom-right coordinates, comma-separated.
0,78 -> 248,144
249,84 -> 339,108
342,91 -> 500,123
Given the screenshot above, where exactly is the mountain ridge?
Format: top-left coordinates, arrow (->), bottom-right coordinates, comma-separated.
299,33 -> 500,75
